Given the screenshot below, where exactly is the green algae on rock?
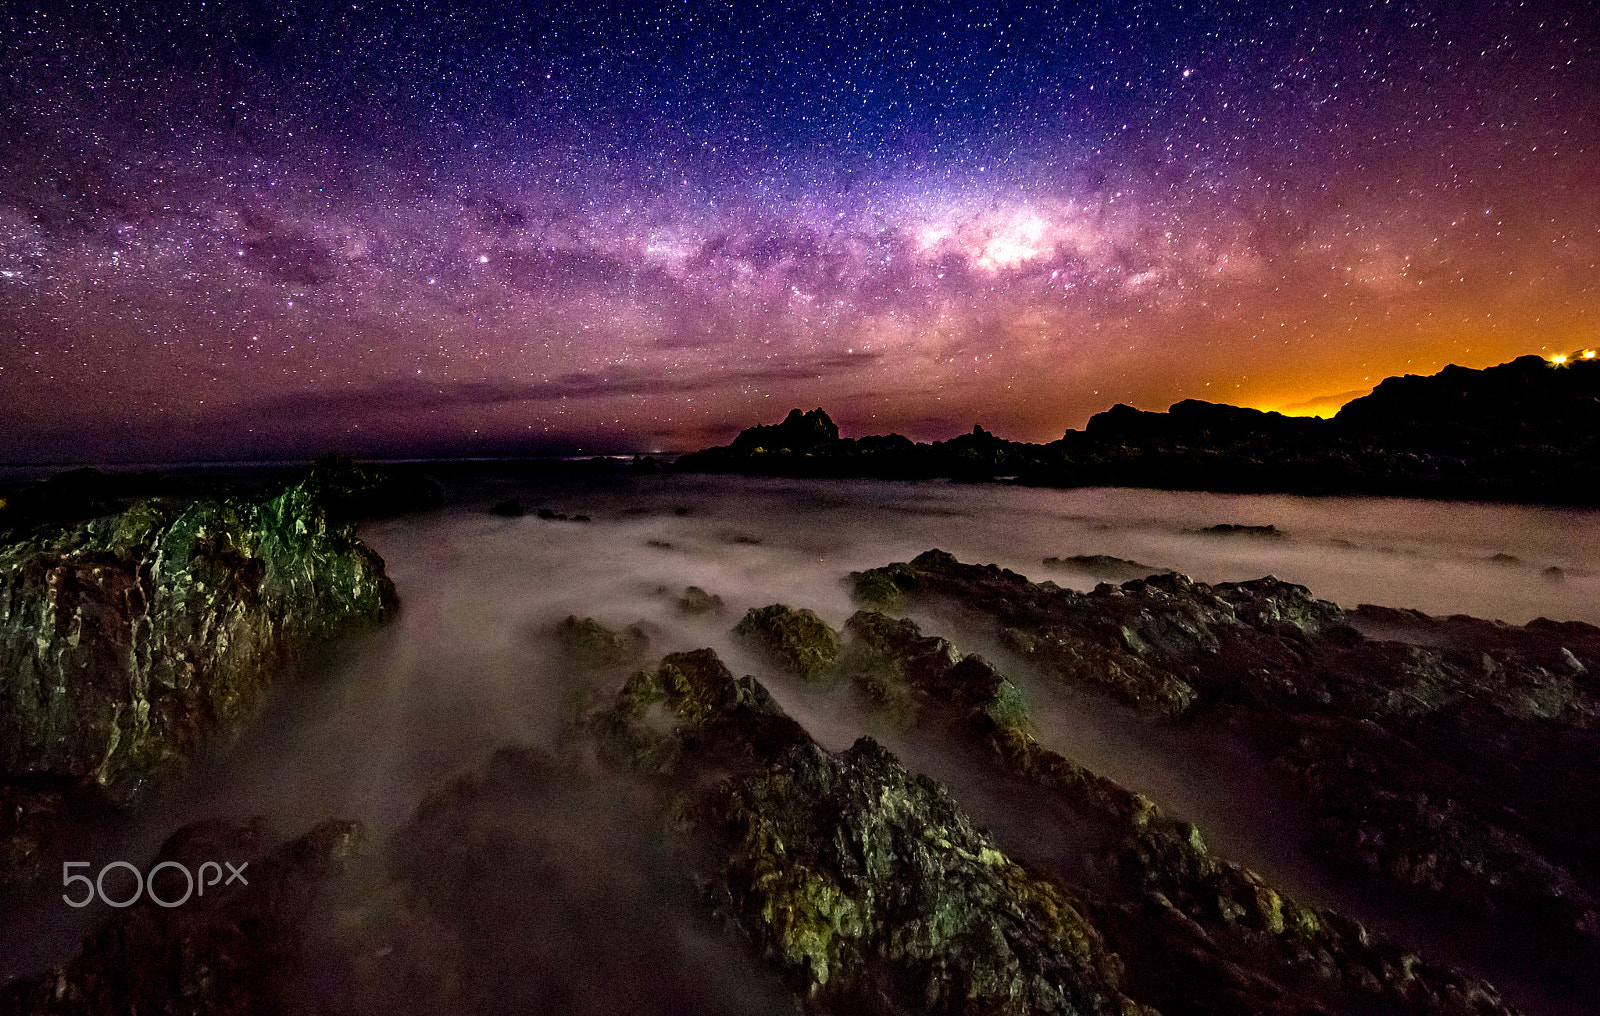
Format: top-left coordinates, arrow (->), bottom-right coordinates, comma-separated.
733,604 -> 843,682
799,595 -> 1521,1016
554,615 -> 652,668
590,645 -> 1148,1015
850,549 -> 1600,984
694,736 -> 1149,1016
0,461 -> 400,883
588,648 -> 811,778
838,610 -> 1029,735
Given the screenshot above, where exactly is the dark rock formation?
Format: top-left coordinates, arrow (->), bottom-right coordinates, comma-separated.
1199,524 -> 1282,536
0,461 -> 400,884
822,608 -> 1517,1016
729,407 -> 840,454
694,737 -> 1146,1016
849,550 -> 1600,982
10,603 -> 1554,1016
0,817 -> 364,1016
491,497 -> 525,517
552,615 -> 651,668
1043,555 -> 1170,580
838,609 -> 1028,733
674,585 -> 724,616
677,409 -> 1042,483
287,455 -> 445,522
732,604 -> 843,682
588,648 -> 811,778
589,637 -> 1517,1016
674,355 -> 1600,505
852,551 -> 1220,715
587,649 -> 1148,1015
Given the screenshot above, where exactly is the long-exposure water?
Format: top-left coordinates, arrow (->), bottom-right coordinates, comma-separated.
5,470 -> 1598,1012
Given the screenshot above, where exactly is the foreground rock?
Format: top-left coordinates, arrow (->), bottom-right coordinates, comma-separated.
850,551 -> 1600,982
585,642 -> 1515,1016
0,460 -> 401,884
674,354 -> 1600,504
5,623 -> 1536,1016
586,649 -> 1148,1015
733,604 -> 843,682
696,737 -> 1146,1016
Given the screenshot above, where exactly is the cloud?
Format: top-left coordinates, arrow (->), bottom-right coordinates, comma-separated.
239,350 -> 885,419
1275,389 -> 1370,416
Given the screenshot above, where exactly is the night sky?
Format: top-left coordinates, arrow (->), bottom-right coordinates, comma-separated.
2,1 -> 1597,462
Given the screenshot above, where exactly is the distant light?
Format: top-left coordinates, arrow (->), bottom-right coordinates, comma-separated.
1584,350 -> 1597,359
1549,354 -> 1568,364
478,255 -> 489,263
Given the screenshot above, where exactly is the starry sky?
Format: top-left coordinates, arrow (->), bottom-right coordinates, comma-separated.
1,0 -> 1597,461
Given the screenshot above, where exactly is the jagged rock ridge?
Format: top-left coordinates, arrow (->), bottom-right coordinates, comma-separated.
674,354 -> 1600,504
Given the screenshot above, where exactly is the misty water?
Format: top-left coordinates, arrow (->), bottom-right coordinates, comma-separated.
5,470 -> 1600,1012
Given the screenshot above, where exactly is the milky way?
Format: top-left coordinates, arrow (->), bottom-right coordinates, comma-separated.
1,1 -> 1596,461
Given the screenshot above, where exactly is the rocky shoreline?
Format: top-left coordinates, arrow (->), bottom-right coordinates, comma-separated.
5,544 -> 1595,1014
674,354 -> 1600,505
0,458 -> 426,889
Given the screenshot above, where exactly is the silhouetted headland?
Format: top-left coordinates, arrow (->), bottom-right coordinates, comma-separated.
676,354 -> 1600,504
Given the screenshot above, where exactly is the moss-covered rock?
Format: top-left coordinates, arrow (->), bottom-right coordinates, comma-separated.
849,549 -> 1600,986
553,615 -> 651,667
798,577 -> 1525,1015
0,461 -> 399,883
588,649 -> 810,778
694,736 -> 1147,1016
838,610 -> 1027,734
674,585 -> 725,616
733,604 -> 842,682
588,647 -> 1148,1013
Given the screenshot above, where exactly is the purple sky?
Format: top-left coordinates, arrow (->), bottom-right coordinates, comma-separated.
2,0 -> 1596,460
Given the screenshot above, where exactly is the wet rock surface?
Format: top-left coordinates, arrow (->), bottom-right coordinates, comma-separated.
733,604 -> 844,682
693,736 -> 1146,1016
0,461 -> 402,885
850,550 -> 1600,985
817,605 -> 1516,1016
5,539 -> 1596,1015
585,648 -> 1147,1015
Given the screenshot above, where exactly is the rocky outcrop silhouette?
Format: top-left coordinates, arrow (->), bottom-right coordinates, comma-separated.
674,354 -> 1600,504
